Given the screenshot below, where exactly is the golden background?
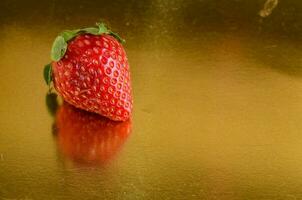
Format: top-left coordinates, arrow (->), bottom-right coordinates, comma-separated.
0,0 -> 302,199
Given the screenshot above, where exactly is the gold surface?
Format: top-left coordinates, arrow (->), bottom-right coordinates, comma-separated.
1,0 -> 302,199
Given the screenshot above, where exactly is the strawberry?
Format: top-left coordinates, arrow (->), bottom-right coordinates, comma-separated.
55,103 -> 131,165
44,22 -> 132,121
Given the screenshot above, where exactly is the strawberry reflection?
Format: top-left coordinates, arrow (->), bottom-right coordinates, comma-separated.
54,102 -> 131,166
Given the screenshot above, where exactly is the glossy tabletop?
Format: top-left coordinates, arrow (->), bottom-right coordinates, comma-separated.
1,0 -> 302,199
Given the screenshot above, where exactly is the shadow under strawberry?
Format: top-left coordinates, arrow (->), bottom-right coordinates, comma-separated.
50,99 -> 132,166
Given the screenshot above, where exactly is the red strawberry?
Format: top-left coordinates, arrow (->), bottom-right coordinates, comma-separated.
55,103 -> 131,166
44,22 -> 132,121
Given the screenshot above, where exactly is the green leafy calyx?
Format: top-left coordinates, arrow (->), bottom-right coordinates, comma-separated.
50,22 -> 125,62
44,21 -> 125,88
44,63 -> 52,87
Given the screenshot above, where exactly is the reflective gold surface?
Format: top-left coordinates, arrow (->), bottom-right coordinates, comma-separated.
1,0 -> 302,199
